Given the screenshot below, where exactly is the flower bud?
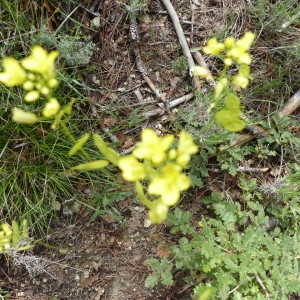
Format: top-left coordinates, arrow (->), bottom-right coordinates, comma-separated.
23,81 -> 35,91
24,90 -> 39,102
192,66 -> 209,78
42,98 -> 61,117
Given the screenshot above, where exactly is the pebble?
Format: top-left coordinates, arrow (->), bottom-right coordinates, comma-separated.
144,219 -> 152,228
74,274 -> 80,281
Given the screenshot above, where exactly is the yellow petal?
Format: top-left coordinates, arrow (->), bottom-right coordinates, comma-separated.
192,66 -> 209,78
0,57 -> 26,86
24,90 -> 39,102
12,108 -> 38,124
118,156 -> 147,182
42,98 -> 61,117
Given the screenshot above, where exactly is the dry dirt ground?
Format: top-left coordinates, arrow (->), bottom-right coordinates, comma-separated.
0,0 -> 270,299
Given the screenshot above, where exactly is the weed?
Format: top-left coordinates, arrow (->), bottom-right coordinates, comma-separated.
33,26 -> 95,66
171,56 -> 189,75
147,191 -> 300,299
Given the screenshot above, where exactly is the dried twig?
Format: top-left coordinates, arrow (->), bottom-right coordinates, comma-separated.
278,88 -> 300,118
143,92 -> 195,117
230,89 -> 300,147
255,274 -> 271,300
161,0 -> 201,91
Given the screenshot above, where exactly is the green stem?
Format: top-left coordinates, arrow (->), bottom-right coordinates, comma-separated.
135,181 -> 152,208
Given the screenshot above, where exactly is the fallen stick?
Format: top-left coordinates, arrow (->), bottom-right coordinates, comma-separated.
161,0 -> 201,91
278,88 -> 300,118
143,92 -> 195,117
230,89 -> 300,147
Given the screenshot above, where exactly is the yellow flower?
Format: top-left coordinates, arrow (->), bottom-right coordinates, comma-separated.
0,57 -> 26,87
47,78 -> 58,89
2,224 -> 12,236
226,32 -> 255,66
12,107 -> 38,124
133,129 -> 174,165
236,32 -> 256,52
232,75 -> 249,89
149,164 -> 191,205
23,81 -> 35,91
21,46 -> 58,75
149,199 -> 168,224
176,131 -> 198,168
236,53 -> 252,65
118,155 -> 147,182
203,38 -> 225,55
192,66 -> 209,78
232,65 -> 251,88
224,37 -> 235,48
24,90 -> 39,102
42,98 -> 61,117
224,57 -> 233,66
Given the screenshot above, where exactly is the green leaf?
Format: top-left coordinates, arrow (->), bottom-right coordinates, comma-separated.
68,133 -> 90,155
161,272 -> 173,286
12,220 -> 20,248
215,110 -> 245,132
21,219 -> 29,238
71,160 -> 109,170
93,134 -> 120,165
224,94 -> 240,110
145,274 -> 160,288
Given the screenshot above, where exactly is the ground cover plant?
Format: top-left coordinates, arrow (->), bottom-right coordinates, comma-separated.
0,0 -> 300,299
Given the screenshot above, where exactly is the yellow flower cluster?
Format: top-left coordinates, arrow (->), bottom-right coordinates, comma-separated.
0,223 -> 12,252
192,32 -> 255,91
0,46 -> 60,124
0,220 -> 33,253
118,129 -> 198,223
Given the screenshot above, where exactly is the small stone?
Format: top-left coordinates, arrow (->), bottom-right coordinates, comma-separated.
91,17 -> 101,28
144,219 -> 152,228
74,274 -> 80,281
83,270 -> 89,278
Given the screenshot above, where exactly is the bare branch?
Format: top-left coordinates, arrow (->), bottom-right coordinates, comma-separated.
161,0 -> 201,91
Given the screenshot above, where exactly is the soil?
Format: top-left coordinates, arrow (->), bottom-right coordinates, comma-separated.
0,0 -> 296,299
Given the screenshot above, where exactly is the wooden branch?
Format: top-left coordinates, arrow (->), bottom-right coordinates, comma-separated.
278,88 -> 300,118
142,92 -> 194,117
161,0 -> 201,91
230,89 -> 300,147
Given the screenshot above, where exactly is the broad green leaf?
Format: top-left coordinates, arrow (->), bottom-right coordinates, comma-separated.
68,133 -> 90,155
224,94 -> 240,110
93,134 -> 119,165
71,160 -> 109,170
215,110 -> 245,132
